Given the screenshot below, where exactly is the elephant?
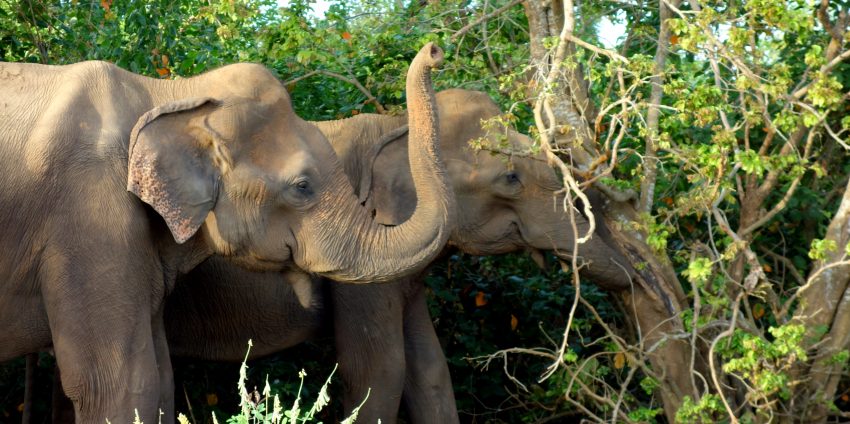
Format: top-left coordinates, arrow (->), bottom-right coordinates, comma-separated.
160,89 -> 636,423
47,89 -> 635,423
0,43 -> 454,424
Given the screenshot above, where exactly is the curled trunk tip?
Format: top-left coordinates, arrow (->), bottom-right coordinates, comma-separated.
305,42 -> 453,283
418,42 -> 444,68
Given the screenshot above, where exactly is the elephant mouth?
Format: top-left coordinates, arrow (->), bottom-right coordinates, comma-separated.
553,249 -> 579,274
525,247 -> 575,274
229,252 -> 288,272
558,257 -> 572,273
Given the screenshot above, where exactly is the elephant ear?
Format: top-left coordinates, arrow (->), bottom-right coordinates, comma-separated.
363,129 -> 417,226
127,97 -> 228,244
358,125 -> 409,204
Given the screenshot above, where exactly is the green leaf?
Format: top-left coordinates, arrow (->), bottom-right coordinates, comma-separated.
809,238 -> 837,261
736,149 -> 767,177
683,257 -> 713,284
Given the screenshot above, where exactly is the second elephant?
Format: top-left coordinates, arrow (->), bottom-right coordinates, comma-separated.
169,89 -> 637,423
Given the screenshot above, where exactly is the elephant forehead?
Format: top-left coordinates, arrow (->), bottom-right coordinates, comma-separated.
249,148 -> 319,179
447,162 -> 492,195
467,151 -> 510,175
206,97 -> 296,144
522,158 -> 562,189
213,63 -> 289,102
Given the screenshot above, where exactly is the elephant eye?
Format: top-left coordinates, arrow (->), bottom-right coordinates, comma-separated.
505,172 -> 521,185
294,179 -> 313,196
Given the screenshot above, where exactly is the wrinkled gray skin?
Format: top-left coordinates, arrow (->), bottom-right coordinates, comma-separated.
50,90 -> 635,423
0,43 -> 453,424
162,90 -> 635,423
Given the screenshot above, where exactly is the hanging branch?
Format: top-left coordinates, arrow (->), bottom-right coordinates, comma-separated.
527,0 -> 605,389
530,0 -> 596,244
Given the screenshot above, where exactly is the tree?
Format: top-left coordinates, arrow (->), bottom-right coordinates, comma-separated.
511,0 -> 850,422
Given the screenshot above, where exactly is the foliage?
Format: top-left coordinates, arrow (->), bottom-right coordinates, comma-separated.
675,394 -> 726,424
0,0 -> 275,75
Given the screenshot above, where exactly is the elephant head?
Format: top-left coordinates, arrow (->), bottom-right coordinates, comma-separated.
127,43 -> 454,282
356,89 -> 632,289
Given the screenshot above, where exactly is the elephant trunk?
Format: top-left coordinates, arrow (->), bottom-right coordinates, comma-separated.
300,43 -> 455,283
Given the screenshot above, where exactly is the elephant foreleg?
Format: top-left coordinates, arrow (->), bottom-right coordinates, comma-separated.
51,364 -> 75,424
401,283 -> 458,424
42,255 -> 168,424
332,281 -> 407,424
52,313 -> 162,423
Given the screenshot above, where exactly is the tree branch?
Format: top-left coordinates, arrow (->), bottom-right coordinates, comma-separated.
639,0 -> 680,213
450,0 -> 523,42
562,32 -> 630,64
790,48 -> 850,100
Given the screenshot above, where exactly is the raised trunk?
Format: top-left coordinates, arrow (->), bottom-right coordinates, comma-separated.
298,43 -> 456,283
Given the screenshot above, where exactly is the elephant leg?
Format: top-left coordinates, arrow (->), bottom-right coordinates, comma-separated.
51,365 -> 76,424
401,283 -> 458,424
42,258 -> 166,424
332,281 -> 406,424
23,353 -> 35,424
52,316 -> 161,423
153,310 -> 175,421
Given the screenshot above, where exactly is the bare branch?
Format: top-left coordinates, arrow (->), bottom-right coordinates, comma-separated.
754,127 -> 809,203
611,364 -> 640,421
530,0 -> 596,244
480,0 -> 501,75
708,293 -> 746,424
562,32 -> 630,64
468,347 -> 556,392
450,0 -> 523,42
283,70 -> 321,86
639,0 -> 680,213
758,246 -> 806,288
793,259 -> 850,302
540,180 -> 584,381
740,175 -> 803,236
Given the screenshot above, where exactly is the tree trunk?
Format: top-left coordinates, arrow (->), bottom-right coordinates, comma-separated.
522,1 -> 697,420
607,201 -> 698,423
792,177 -> 850,422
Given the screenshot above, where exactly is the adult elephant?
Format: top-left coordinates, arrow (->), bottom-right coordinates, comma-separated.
0,43 -> 453,424
160,89 -> 636,423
